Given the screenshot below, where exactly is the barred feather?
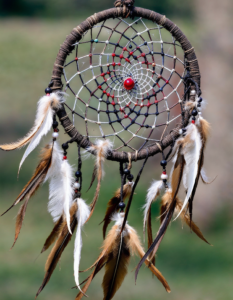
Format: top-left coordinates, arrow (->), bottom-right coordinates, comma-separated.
36,202 -> 77,298
1,144 -> 53,217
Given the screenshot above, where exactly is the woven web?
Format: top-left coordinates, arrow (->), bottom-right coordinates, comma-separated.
62,17 -> 186,151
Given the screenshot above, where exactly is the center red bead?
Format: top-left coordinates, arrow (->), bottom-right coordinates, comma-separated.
123,77 -> 135,90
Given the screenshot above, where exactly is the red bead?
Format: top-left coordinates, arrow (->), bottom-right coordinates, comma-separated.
103,90 -> 106,94
120,54 -> 124,59
111,95 -> 114,99
112,53 -> 116,57
112,62 -> 116,66
118,63 -> 121,66
166,80 -> 169,84
75,57 -> 78,61
54,128 -> 58,132
129,51 -> 134,56
124,114 -> 128,118
123,77 -> 135,90
98,85 -> 102,89
107,93 -> 110,97
107,71 -> 110,75
123,47 -> 127,51
141,53 -> 146,57
89,54 -> 92,57
46,93 -> 50,96
63,156 -> 67,160
75,189 -> 78,193
120,108 -> 124,112
146,103 -> 151,107
192,120 -> 195,124
101,73 -> 105,77
125,58 -> 130,63
162,171 -> 166,175
111,101 -> 115,106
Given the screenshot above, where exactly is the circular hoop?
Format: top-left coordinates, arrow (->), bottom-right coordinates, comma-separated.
51,6 -> 201,162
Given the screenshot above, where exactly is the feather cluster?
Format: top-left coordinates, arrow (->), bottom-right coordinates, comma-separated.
75,213 -> 170,300
139,116 -> 210,278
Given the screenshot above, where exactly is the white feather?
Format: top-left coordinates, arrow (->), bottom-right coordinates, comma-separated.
61,159 -> 75,234
74,198 -> 90,291
18,93 -> 63,173
175,124 -> 202,219
143,180 -> 164,234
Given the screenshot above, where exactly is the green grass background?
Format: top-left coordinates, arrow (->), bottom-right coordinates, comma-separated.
0,18 -> 232,300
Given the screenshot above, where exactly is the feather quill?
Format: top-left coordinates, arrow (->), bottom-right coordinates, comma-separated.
74,198 -> 90,293
1,144 -> 53,217
0,93 -> 63,173
36,202 -> 77,299
86,139 -> 113,222
102,182 -> 133,238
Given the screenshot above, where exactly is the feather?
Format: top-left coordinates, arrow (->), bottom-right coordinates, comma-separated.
127,225 -> 170,293
0,93 -> 62,174
175,123 -> 202,219
41,215 -> 63,253
36,202 -> 77,299
85,139 -> 113,223
175,199 -> 210,244
46,142 -> 65,222
0,93 -> 62,152
200,168 -> 216,184
61,158 -> 74,234
11,196 -> 30,249
1,144 -> 53,216
143,180 -> 164,245
187,117 -> 210,221
102,182 -> 133,238
74,198 -> 90,293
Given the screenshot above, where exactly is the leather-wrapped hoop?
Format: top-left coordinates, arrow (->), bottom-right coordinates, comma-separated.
52,6 -> 201,163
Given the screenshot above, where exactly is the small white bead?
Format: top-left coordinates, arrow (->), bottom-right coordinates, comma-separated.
161,174 -> 168,180
74,182 -> 80,189
190,90 -> 196,95
52,132 -> 59,138
179,129 -> 183,135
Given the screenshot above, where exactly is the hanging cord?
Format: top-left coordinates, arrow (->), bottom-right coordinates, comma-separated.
73,144 -> 83,197
120,149 -> 149,233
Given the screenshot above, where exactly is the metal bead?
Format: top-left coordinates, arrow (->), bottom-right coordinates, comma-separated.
52,132 -> 59,138
74,182 -> 80,189
75,171 -> 82,178
123,168 -> 130,175
62,143 -> 69,150
192,109 -> 198,116
45,87 -> 52,94
160,160 -> 167,167
127,174 -> 134,181
118,202 -> 125,210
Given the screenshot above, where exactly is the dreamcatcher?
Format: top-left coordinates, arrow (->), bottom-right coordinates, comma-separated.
0,0 -> 211,299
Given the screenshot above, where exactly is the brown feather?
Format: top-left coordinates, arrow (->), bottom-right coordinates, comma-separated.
1,144 -> 53,216
175,199 -> 210,244
36,202 -> 78,298
128,227 -> 171,293
41,215 -> 64,253
11,196 -> 30,249
102,183 -> 132,238
102,233 -> 130,300
147,207 -> 156,266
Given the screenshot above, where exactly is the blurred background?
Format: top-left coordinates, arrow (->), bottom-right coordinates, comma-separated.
0,0 -> 232,300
